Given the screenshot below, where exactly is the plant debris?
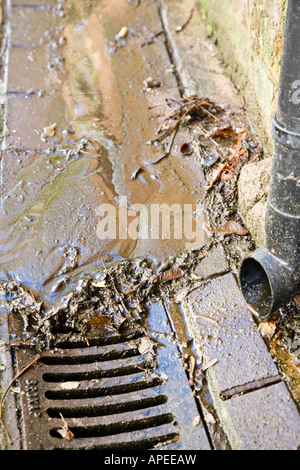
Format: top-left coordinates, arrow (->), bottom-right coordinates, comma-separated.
140,29 -> 164,47
143,76 -> 161,90
41,122 -> 56,139
0,354 -> 41,444
200,358 -> 218,373
151,266 -> 185,284
200,152 -> 219,167
149,95 -> 222,158
175,5 -> 195,33
57,413 -> 75,440
0,243 -> 218,351
117,26 -> 129,39
259,321 -> 277,341
130,166 -> 144,180
205,126 -> 248,191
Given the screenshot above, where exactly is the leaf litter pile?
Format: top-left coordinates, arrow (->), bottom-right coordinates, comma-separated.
146,94 -> 260,180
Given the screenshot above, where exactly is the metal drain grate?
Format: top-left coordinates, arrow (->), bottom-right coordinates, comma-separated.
12,303 -> 211,450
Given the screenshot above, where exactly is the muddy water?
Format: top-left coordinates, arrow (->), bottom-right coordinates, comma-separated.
0,0 -> 207,306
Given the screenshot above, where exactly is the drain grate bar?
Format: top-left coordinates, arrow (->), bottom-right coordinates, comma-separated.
44,371 -> 163,400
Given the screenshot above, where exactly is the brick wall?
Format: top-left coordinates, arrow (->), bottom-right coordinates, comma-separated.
199,0 -> 287,150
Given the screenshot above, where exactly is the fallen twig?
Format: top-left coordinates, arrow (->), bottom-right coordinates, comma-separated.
79,150 -> 102,159
166,120 -> 179,155
141,29 -> 164,47
195,314 -> 219,325
101,258 -> 131,319
149,98 -> 212,165
200,105 -> 219,121
188,355 -> 196,385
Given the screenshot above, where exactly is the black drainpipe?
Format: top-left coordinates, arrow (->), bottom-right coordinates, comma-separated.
239,0 -> 300,320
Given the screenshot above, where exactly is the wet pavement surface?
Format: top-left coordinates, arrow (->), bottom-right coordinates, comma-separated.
1,0 -> 211,305
0,0 -> 299,450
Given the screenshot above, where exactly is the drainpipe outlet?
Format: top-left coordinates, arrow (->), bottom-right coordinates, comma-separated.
239,0 -> 300,319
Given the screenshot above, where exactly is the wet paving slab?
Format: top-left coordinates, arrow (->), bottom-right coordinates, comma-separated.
1,0 -> 208,304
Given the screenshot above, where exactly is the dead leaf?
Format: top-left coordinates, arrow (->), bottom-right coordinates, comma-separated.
152,266 -> 184,284
294,294 -> 300,308
206,130 -> 244,190
206,161 -> 228,191
138,337 -> 154,355
42,123 -> 56,138
118,26 -> 128,38
259,321 -> 276,341
61,381 -> 80,390
220,173 -> 231,183
57,413 -> 74,440
216,220 -> 248,236
270,332 -> 281,356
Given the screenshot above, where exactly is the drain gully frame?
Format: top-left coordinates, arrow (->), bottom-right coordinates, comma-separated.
2,302 -> 211,450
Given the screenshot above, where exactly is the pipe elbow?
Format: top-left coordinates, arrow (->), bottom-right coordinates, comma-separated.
239,246 -> 300,320
239,0 -> 300,321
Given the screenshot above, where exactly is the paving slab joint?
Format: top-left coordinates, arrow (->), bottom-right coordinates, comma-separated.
220,373 -> 283,400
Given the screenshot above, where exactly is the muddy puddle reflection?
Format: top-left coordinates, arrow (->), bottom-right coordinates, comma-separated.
0,0 -> 207,306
